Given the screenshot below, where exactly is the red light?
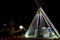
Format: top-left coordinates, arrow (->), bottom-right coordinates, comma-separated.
1,38 -> 3,40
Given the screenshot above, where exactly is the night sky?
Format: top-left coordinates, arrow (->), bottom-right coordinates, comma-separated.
0,0 -> 60,32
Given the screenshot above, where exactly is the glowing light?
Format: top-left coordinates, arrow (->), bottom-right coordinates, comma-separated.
25,35 -> 30,38
52,31 -> 58,38
52,32 -> 54,36
19,25 -> 24,30
25,34 -> 35,38
25,31 -> 29,38
3,24 -> 6,26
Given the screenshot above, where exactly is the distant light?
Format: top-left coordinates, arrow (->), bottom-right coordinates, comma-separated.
3,24 -> 6,26
19,25 -> 24,30
52,32 -> 54,36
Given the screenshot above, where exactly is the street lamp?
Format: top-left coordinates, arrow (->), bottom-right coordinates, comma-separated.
19,25 -> 26,31
19,25 -> 26,37
19,25 -> 23,30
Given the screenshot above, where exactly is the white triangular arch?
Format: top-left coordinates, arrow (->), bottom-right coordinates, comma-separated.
25,7 -> 60,39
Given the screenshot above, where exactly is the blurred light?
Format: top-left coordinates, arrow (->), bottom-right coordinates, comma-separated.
3,24 -> 6,26
17,36 -> 20,38
52,32 -> 54,36
1,38 -> 3,40
25,30 -> 29,38
19,25 -> 24,30
13,36 -> 16,38
25,34 -> 30,38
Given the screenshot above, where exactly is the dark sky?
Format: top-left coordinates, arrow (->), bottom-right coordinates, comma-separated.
0,0 -> 60,31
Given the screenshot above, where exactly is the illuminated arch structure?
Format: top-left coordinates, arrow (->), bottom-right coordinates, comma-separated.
25,7 -> 60,39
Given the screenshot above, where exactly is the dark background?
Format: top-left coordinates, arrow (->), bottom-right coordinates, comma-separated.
0,0 -> 60,32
